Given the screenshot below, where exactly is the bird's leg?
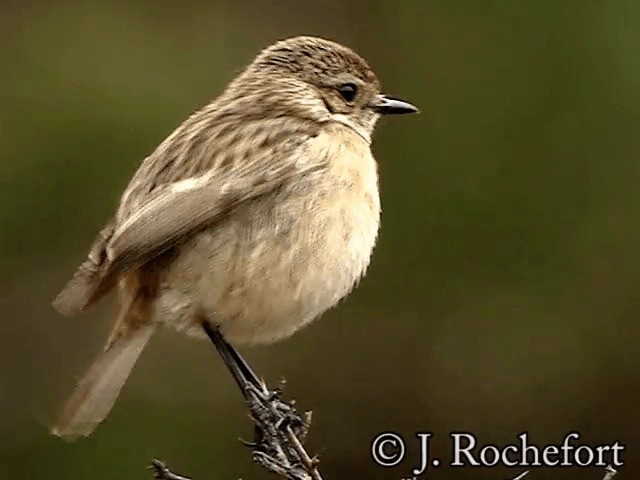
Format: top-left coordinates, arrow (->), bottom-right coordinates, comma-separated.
199,320 -> 322,480
201,320 -> 263,395
200,320 -> 298,424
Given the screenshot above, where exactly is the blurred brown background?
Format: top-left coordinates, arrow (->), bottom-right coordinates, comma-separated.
1,1 -> 639,479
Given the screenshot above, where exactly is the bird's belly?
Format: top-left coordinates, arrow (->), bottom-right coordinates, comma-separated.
154,183 -> 380,344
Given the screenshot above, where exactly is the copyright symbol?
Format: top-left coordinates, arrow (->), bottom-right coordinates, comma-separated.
371,432 -> 406,467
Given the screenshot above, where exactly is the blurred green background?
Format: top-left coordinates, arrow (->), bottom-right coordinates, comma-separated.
1,1 -> 639,479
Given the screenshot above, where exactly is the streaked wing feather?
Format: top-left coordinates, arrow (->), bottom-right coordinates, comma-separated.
54,108 -> 324,313
106,115 -> 324,272
107,163 -> 298,268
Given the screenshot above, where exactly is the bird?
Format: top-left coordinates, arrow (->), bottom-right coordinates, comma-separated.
50,35 -> 418,439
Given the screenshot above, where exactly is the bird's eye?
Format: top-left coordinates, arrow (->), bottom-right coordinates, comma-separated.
338,83 -> 357,102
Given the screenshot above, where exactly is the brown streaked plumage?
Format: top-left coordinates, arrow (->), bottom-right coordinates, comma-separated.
51,35 -> 418,439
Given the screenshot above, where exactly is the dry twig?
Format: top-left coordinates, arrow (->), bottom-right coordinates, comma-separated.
149,384 -> 319,479
507,466 -> 617,480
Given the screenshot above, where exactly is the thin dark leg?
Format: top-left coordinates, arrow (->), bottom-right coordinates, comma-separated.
201,320 -> 262,395
193,319 -> 323,480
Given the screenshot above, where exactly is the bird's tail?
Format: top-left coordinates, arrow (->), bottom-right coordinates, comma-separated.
52,221 -> 117,316
51,321 -> 156,439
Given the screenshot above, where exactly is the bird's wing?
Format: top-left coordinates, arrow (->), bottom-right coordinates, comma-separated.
53,114 -> 324,315
107,157 -> 319,268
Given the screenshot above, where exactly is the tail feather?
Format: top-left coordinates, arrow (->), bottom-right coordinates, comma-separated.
52,260 -> 107,316
53,221 -> 117,316
51,323 -> 155,439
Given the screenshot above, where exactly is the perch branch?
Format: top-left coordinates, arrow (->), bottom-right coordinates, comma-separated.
150,321 -> 322,480
505,466 -> 618,480
150,459 -> 620,480
144,324 -> 621,480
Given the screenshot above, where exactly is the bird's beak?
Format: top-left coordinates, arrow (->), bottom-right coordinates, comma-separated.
372,94 -> 419,115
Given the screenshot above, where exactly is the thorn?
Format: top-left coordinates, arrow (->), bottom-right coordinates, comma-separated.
239,437 -> 258,448
603,465 -> 618,480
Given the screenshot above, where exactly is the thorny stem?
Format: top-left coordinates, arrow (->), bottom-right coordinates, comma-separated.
150,459 -> 620,480
147,325 -> 620,480
149,460 -> 192,480
163,320 -> 323,480
506,467 -> 618,480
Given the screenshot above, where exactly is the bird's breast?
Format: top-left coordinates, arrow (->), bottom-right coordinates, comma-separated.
157,126 -> 381,344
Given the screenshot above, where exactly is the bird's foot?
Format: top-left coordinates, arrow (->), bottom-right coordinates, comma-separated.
235,370 -> 318,480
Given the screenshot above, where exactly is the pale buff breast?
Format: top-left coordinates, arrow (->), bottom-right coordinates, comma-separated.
152,125 -> 381,344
